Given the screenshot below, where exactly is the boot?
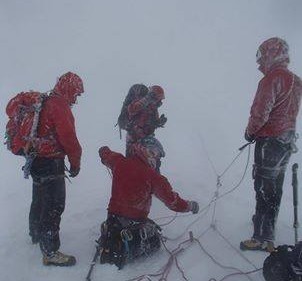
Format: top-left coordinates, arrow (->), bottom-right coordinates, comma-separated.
43,251 -> 76,266
240,239 -> 275,252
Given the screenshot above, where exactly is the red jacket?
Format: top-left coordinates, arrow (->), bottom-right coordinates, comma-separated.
35,93 -> 82,169
247,65 -> 302,137
100,147 -> 189,220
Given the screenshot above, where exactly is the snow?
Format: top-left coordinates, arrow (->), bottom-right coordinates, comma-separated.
1,1 -> 302,280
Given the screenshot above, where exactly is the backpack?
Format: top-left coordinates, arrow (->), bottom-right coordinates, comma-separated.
116,84 -> 148,134
5,91 -> 48,156
263,243 -> 302,281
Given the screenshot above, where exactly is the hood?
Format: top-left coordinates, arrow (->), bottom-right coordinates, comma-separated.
53,72 -> 84,105
256,37 -> 289,74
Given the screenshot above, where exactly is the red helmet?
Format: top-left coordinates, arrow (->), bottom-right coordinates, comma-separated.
53,72 -> 84,105
256,37 -> 289,73
129,136 -> 165,171
148,85 -> 165,102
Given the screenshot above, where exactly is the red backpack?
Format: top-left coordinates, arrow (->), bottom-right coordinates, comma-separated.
5,91 -> 48,156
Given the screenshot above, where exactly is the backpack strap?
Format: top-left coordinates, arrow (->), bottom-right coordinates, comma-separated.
22,92 -> 49,179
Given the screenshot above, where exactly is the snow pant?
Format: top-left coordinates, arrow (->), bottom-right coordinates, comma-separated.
252,133 -> 294,242
29,157 -> 66,256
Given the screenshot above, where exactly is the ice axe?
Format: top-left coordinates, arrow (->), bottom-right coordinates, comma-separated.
292,163 -> 299,245
238,140 -> 255,151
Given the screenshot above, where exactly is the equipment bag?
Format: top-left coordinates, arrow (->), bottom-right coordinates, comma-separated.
263,243 -> 302,281
5,91 -> 48,156
99,215 -> 161,269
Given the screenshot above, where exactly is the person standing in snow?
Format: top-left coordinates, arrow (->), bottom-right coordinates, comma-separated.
240,38 -> 302,252
123,84 -> 167,160
97,136 -> 199,269
29,72 -> 84,266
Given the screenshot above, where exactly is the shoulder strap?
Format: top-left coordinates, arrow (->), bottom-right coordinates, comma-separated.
23,92 -> 49,154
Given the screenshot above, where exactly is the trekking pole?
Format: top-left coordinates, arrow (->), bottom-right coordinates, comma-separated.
86,239 -> 101,281
292,163 -> 299,245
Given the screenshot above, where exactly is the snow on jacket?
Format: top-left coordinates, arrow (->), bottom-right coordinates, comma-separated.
99,147 -> 189,220
247,65 -> 302,137
127,98 -> 161,140
35,93 -> 82,169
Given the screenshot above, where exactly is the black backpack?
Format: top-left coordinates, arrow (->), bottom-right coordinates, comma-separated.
117,84 -> 148,133
263,243 -> 302,281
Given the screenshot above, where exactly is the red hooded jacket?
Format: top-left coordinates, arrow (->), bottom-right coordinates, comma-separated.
99,147 -> 189,220
35,72 -> 83,169
35,93 -> 82,169
247,65 -> 302,137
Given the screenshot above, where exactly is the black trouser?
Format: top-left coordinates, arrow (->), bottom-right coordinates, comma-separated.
29,157 -> 66,256
252,137 -> 292,242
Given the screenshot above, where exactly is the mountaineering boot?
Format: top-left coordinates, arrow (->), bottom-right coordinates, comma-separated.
43,251 -> 76,266
240,239 -> 275,252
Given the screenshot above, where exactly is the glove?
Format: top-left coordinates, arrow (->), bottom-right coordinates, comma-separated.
69,166 -> 80,178
158,114 -> 167,127
187,201 -> 199,214
99,146 -> 110,158
244,130 -> 255,142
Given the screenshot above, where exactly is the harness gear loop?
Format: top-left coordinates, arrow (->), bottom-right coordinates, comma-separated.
121,229 -> 133,241
139,227 -> 148,240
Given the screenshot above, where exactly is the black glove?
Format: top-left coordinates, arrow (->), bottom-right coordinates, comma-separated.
244,130 -> 255,142
187,201 -> 199,214
69,166 -> 80,178
158,114 -> 167,127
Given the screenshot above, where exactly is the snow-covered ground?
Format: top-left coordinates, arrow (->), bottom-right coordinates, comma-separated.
1,1 -> 302,280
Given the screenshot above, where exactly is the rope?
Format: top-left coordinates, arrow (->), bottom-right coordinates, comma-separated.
220,149 -> 245,178
132,141 -> 255,280
217,144 -> 251,200
215,268 -> 262,281
199,135 -> 219,177
153,141 -> 252,226
155,144 -> 251,242
125,229 -> 261,281
164,200 -> 213,241
194,238 -> 255,281
124,237 -> 192,281
157,213 -> 178,227
214,227 -> 258,270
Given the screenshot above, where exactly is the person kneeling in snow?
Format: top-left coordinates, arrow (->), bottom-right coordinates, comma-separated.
98,137 -> 199,269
